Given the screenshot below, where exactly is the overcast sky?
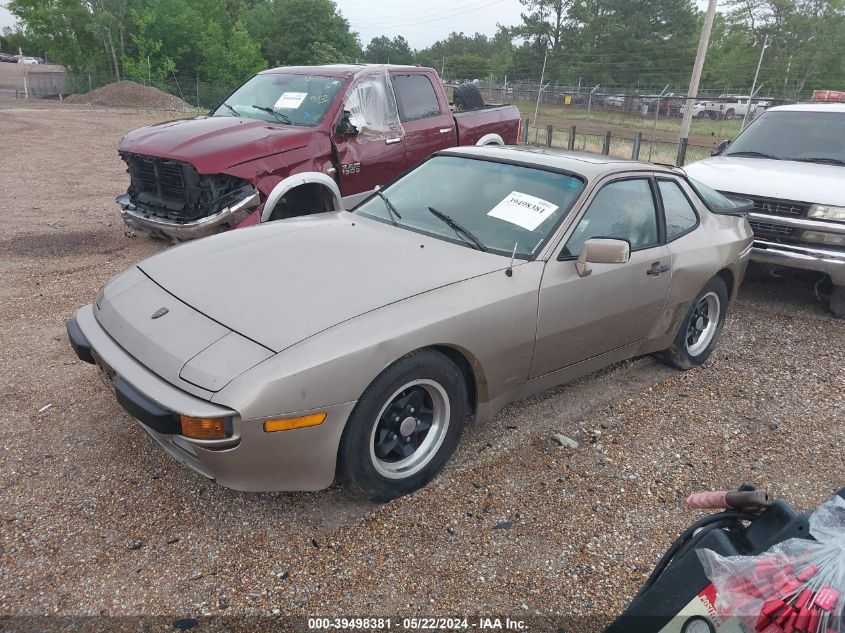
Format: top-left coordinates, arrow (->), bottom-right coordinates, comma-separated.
1,0 -> 712,50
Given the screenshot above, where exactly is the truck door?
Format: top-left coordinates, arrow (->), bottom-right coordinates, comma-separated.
331,70 -> 406,208
390,72 -> 456,166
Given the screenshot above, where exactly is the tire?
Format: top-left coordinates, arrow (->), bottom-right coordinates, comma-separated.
725,108 -> 736,118
337,349 -> 469,501
658,276 -> 729,370
830,285 -> 845,319
453,83 -> 485,111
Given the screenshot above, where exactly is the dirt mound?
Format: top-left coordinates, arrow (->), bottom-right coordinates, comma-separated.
65,80 -> 196,111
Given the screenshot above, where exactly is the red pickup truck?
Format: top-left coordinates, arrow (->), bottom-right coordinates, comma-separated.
116,64 -> 521,241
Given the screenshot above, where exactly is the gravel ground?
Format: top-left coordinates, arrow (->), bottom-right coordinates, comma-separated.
1,99 -> 843,629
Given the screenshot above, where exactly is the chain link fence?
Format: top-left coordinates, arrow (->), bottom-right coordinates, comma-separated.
3,65 -> 237,109
63,71 -> 235,109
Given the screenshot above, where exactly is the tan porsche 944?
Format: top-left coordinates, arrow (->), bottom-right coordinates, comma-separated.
68,146 -> 754,500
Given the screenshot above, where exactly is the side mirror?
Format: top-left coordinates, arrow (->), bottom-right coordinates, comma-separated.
576,238 -> 631,278
712,139 -> 732,156
335,111 -> 358,136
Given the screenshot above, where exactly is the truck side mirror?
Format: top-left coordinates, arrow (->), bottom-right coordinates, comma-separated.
712,139 -> 732,156
335,111 -> 358,136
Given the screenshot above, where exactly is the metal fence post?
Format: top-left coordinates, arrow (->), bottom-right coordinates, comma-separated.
676,137 -> 689,166
602,131 -> 611,155
568,125 -> 576,150
522,118 -> 529,144
546,125 -> 553,148
632,131 -> 642,160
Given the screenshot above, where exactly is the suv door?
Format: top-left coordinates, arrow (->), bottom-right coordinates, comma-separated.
332,71 -> 406,207
391,72 -> 456,163
530,177 -> 671,378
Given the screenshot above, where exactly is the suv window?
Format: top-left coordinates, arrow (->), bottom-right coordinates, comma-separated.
562,179 -> 658,258
392,74 -> 441,121
658,180 -> 698,240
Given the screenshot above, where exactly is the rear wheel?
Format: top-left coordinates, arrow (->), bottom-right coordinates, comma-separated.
658,276 -> 729,370
338,350 -> 468,501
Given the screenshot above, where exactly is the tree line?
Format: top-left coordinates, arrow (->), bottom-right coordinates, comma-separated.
2,0 -> 843,98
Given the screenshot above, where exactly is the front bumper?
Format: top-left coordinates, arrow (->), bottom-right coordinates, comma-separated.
117,191 -> 260,242
751,240 -> 845,285
67,304 -> 356,491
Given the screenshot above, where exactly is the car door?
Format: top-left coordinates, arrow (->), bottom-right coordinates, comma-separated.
530,176 -> 672,378
390,72 -> 456,165
331,71 -> 406,207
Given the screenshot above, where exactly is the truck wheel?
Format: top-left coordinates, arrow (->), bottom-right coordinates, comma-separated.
657,276 -> 729,371
830,285 -> 845,319
453,83 -> 485,111
337,349 -> 468,501
725,108 -> 736,118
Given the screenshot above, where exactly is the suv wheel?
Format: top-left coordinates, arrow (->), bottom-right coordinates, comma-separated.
830,285 -> 845,319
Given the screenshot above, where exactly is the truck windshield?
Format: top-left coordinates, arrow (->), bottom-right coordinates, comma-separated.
355,155 -> 585,259
212,73 -> 344,127
725,110 -> 845,164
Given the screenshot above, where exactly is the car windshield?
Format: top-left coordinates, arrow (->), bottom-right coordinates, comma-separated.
354,155 -> 585,259
724,110 -> 845,164
211,73 -> 345,127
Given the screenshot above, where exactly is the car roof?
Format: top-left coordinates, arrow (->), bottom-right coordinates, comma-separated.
768,103 -> 845,113
439,145 -> 682,179
260,63 -> 430,78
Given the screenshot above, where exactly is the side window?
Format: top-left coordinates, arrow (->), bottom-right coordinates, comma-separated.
561,179 -> 658,258
392,74 -> 441,121
658,180 -> 698,240
342,72 -> 402,139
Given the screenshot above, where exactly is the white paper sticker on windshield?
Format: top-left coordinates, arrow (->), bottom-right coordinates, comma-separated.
274,92 -> 307,110
487,191 -> 559,231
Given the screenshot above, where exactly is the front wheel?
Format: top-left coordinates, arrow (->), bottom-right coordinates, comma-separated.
658,276 -> 729,370
338,350 -> 468,501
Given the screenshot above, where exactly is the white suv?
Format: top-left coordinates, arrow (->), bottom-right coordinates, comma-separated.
685,103 -> 845,317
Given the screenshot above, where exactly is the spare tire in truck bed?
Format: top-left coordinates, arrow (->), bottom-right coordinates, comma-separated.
453,83 -> 485,111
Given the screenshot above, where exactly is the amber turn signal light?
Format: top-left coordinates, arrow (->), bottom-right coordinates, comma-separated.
263,412 -> 326,433
180,415 -> 227,440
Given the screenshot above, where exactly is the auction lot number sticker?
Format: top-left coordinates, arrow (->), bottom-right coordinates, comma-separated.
487,191 -> 559,231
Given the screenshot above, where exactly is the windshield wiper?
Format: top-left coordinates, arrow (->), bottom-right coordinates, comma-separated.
375,189 -> 401,225
427,206 -> 487,252
250,105 -> 292,124
725,150 -> 782,160
792,157 -> 845,166
221,102 -> 240,116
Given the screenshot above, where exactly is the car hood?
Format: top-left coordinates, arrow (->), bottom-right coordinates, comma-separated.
118,116 -> 313,173
137,212 -> 509,353
685,157 -> 845,206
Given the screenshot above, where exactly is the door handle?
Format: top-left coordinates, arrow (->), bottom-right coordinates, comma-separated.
647,262 -> 670,276
439,128 -> 452,134
385,137 -> 402,145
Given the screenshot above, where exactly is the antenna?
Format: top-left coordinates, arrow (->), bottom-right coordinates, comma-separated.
505,242 -> 518,277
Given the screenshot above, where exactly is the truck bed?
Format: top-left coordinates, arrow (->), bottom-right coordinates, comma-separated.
452,104 -> 521,146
